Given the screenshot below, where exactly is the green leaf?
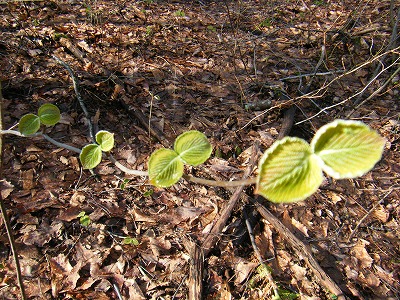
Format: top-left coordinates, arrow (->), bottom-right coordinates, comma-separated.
256,137 -> 323,203
19,113 -> 41,135
38,103 -> 60,126
123,237 -> 139,246
148,148 -> 184,187
311,120 -> 385,179
174,130 -> 212,166
79,214 -> 91,227
79,144 -> 103,169
95,130 -> 114,152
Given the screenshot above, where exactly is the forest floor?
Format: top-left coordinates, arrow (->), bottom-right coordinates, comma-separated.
0,0 -> 399,299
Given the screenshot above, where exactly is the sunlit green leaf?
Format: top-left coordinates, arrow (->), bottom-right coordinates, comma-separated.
123,237 -> 139,246
79,144 -> 102,169
311,120 -> 386,179
38,103 -> 60,126
79,214 -> 91,227
19,113 -> 41,135
256,137 -> 323,203
95,130 -> 114,152
148,148 -> 184,187
174,130 -> 212,166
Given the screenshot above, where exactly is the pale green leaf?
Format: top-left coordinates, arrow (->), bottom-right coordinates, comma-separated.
38,103 -> 60,126
123,237 -> 139,246
311,120 -> 386,179
18,113 -> 41,135
174,130 -> 212,166
79,214 -> 91,227
79,144 -> 102,169
256,137 -> 323,203
148,148 -> 184,187
96,130 -> 114,152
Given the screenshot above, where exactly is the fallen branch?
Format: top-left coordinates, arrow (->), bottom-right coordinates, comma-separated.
249,196 -> 346,300
243,207 -> 280,298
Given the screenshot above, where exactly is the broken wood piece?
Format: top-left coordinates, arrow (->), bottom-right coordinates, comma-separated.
249,196 -> 347,300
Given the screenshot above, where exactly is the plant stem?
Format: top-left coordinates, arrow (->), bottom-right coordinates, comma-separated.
107,154 -> 148,176
182,173 -> 257,187
1,129 -> 149,176
0,130 -> 82,153
1,130 -> 257,184
0,84 -> 27,300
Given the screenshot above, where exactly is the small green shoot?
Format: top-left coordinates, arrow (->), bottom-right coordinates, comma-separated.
275,286 -> 299,300
78,211 -> 91,227
259,17 -> 273,27
174,10 -> 185,17
123,236 -> 140,246
143,189 -> 153,197
95,130 -> 115,152
148,130 -> 212,187
19,114 -> 41,136
80,144 -> 103,169
120,178 -> 130,190
313,0 -> 325,6
38,103 -> 61,126
18,103 -> 60,135
207,25 -> 216,32
79,130 -> 115,169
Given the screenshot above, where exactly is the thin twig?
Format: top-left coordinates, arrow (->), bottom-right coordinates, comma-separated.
347,62 -> 400,117
201,141 -> 260,256
0,83 -> 27,300
249,196 -> 346,300
52,55 -> 95,142
240,47 -> 400,130
243,208 -> 280,298
347,190 -> 393,242
296,56 -> 400,125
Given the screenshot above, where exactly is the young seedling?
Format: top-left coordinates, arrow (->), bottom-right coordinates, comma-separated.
2,103 -> 386,204
148,120 -> 385,203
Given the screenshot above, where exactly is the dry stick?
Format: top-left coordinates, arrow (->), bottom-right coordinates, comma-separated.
52,55 -> 95,143
201,141 -> 260,256
347,190 -> 393,242
249,197 -> 346,300
188,142 -> 260,300
187,240 -> 204,300
57,37 -> 170,148
352,7 -> 400,107
243,208 -> 280,298
189,108 -> 295,300
347,61 -> 400,117
241,46 -> 400,130
0,84 -> 27,300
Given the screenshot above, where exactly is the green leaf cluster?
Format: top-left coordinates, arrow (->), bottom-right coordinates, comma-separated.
148,130 -> 212,187
79,130 -> 115,169
256,120 -> 385,203
77,211 -> 91,227
18,103 -> 61,135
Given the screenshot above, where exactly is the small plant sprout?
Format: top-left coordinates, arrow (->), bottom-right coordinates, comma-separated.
148,130 -> 212,187
79,130 -> 115,169
5,104 -> 386,204
18,103 -> 60,135
149,120 -> 385,203
174,10 -> 185,17
78,211 -> 91,227
123,236 -> 140,246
